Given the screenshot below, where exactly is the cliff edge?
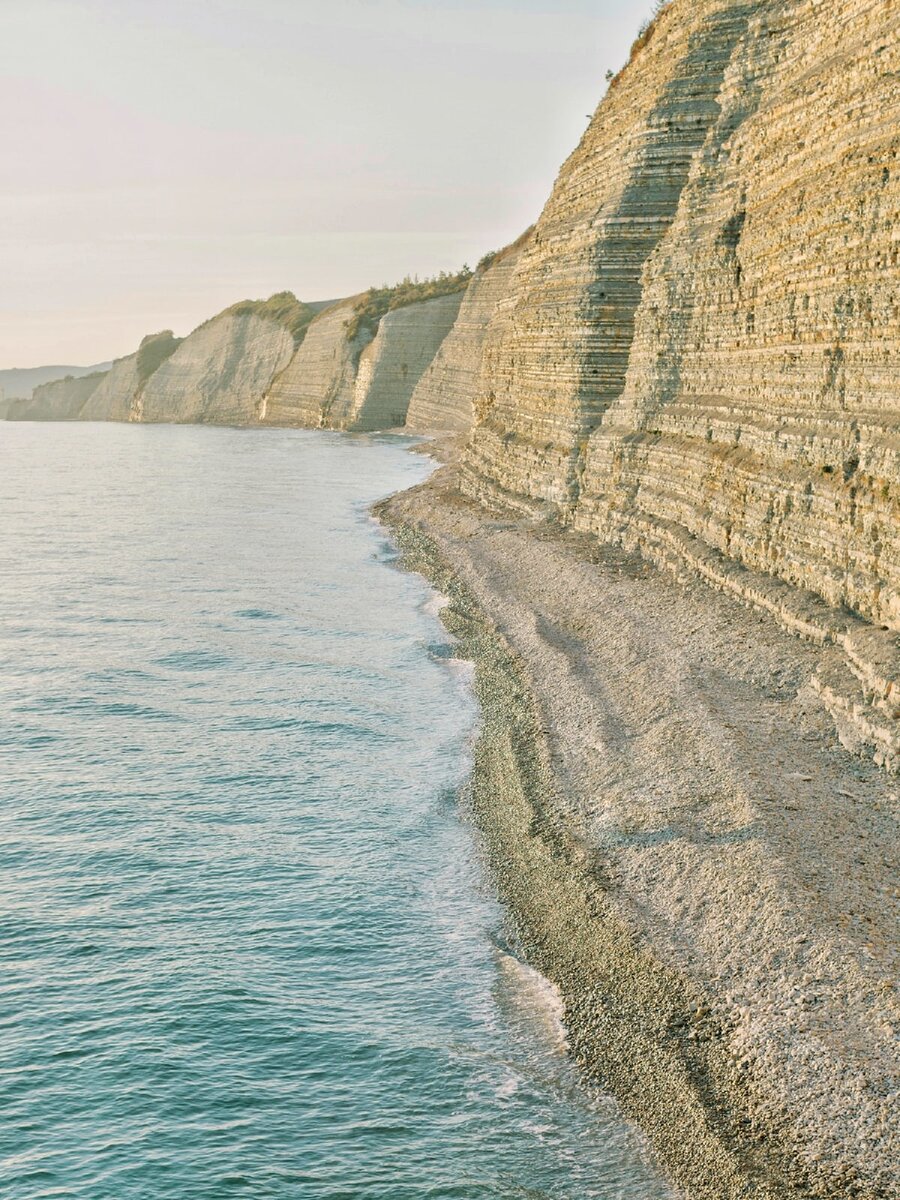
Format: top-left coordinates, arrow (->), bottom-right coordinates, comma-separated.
456,0 -> 900,775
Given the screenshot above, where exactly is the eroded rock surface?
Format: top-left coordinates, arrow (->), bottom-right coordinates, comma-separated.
459,0 -> 900,773
8,371 -> 108,420
140,313 -> 295,425
261,300 -> 367,428
345,293 -> 463,431
263,292 -> 463,431
406,237 -> 532,433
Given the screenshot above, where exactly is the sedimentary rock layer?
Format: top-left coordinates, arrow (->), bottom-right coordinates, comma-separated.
459,0 -> 900,769
140,313 -> 295,425
7,371 -> 107,420
261,300 -> 367,428
406,236 -> 532,433
466,0 -> 760,507
345,293 -> 463,431
79,353 -> 139,421
575,0 -> 900,629
263,292 -> 463,431
79,332 -> 181,422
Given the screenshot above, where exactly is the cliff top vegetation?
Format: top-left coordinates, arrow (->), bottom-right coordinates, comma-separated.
34,368 -> 109,393
217,292 -> 319,345
136,331 -> 183,387
344,268 -> 473,343
476,226 -> 535,273
606,0 -> 673,89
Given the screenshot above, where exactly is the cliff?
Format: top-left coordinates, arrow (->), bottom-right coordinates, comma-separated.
406,233 -> 533,433
458,0 -> 900,772
261,299 -> 367,427
76,331 -> 183,422
140,311 -> 296,425
263,291 -> 463,431
0,362 -> 113,401
345,292 -> 463,430
576,0 -> 900,625
5,370 -> 108,420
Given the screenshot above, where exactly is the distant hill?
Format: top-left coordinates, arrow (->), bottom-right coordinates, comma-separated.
0,362 -> 113,400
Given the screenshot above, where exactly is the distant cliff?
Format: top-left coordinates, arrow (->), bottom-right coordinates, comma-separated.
6,370 -> 109,420
406,232 -> 532,433
5,284 -> 467,431
343,292 -> 463,430
79,331 -> 183,422
262,277 -> 468,431
138,314 -> 293,424
0,362 -> 112,402
262,300 -> 364,427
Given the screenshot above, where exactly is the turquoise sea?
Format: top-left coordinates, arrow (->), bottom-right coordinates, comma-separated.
0,423 -> 672,1199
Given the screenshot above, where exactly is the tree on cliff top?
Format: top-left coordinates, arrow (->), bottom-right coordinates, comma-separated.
344,267 -> 473,343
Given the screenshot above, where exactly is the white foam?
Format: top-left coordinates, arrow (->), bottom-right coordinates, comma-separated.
496,949 -> 569,1054
445,656 -> 476,688
423,590 -> 451,618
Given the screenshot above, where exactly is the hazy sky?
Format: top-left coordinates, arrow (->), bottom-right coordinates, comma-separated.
2,0 -> 655,366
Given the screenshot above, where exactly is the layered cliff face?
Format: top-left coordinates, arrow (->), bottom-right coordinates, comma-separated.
345,293 -> 463,431
263,291 -> 463,431
77,332 -> 183,422
459,0 -> 900,768
466,0 -> 760,507
261,300 -> 367,428
575,0 -> 900,629
140,313 -> 296,425
7,371 -> 107,420
406,236 -> 532,433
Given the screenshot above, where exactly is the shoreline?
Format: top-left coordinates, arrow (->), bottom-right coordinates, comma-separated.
376,462 -> 898,1200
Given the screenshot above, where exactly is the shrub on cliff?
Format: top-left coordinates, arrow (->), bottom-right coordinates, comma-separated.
223,292 -> 318,345
608,0 -> 672,89
136,331 -> 183,387
344,268 -> 473,343
477,226 -> 535,273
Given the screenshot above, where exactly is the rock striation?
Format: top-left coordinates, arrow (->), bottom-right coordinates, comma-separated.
261,299 -> 368,428
346,292 -> 463,431
6,371 -> 108,420
406,234 -> 532,433
459,0 -> 900,773
263,291 -> 463,431
140,313 -> 295,425
77,331 -> 183,422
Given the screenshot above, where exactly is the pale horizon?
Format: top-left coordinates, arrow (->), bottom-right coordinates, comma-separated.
1,0 -> 656,367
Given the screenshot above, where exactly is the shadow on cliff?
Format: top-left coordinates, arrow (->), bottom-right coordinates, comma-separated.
564,0 -> 765,513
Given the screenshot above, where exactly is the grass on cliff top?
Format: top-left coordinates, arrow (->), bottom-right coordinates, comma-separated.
606,0 -> 672,90
45,369 -> 109,387
344,268 -> 473,343
136,331 -> 183,387
195,291 -> 317,346
476,226 -> 535,273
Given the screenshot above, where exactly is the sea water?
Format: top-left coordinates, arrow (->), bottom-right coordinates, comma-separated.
0,423 -> 673,1200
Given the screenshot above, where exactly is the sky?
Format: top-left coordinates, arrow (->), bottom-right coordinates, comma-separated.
1,0 -> 658,366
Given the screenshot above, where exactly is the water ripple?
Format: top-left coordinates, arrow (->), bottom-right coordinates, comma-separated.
0,424 -> 673,1200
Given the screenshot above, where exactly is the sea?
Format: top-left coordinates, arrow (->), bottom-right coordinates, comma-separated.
0,422 -> 673,1199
